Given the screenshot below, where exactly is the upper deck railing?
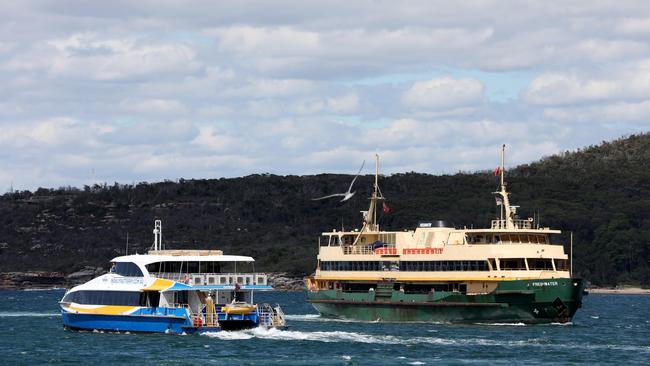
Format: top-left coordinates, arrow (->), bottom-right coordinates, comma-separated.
151,272 -> 268,286
342,244 -> 397,255
491,219 -> 533,230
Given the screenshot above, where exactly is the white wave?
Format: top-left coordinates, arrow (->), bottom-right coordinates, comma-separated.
283,314 -> 449,325
198,328 -> 650,354
590,316 -> 600,319
0,312 -> 60,317
249,327 -> 404,344
409,362 -> 425,365
203,331 -> 254,340
22,287 -> 65,291
474,322 -> 527,326
550,322 -> 574,326
282,314 -> 382,324
340,355 -> 352,360
283,314 -> 321,321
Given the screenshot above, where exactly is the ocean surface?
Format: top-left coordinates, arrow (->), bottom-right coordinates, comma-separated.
0,290 -> 648,365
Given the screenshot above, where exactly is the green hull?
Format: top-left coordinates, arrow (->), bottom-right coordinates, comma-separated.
307,278 -> 585,324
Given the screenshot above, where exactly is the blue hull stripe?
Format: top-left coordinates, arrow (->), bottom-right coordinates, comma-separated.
61,312 -> 191,333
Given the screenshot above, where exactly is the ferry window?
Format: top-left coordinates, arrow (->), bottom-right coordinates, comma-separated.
187,262 -> 199,273
555,259 -> 568,271
113,262 -> 143,277
500,259 -> 526,270
146,262 -> 162,274
63,291 -> 145,306
488,258 -> 497,270
494,235 -> 501,243
528,259 -> 554,270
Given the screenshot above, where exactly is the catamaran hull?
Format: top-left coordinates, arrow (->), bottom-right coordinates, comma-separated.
308,278 -> 585,324
61,312 -> 191,333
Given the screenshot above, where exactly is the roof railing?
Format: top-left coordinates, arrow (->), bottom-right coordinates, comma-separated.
490,219 -> 533,230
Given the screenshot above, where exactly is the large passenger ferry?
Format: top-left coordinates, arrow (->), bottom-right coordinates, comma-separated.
60,221 -> 286,333
306,148 -> 586,323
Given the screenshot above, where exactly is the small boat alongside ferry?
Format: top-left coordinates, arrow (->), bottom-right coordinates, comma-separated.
60,221 -> 286,333
306,147 -> 586,323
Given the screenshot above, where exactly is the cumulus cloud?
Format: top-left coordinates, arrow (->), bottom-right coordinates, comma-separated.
1,1 -> 650,190
401,77 -> 484,112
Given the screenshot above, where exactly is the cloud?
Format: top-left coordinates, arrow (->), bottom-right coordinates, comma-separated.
2,1 -> 650,190
523,60 -> 650,106
5,33 -> 201,81
401,77 -> 484,113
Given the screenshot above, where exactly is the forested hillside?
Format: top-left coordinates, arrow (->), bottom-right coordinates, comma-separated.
1,134 -> 649,286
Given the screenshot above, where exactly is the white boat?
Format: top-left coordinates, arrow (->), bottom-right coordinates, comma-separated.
60,220 -> 286,333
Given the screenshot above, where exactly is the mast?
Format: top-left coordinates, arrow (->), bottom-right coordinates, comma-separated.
361,154 -> 382,233
153,220 -> 162,251
498,145 -> 514,229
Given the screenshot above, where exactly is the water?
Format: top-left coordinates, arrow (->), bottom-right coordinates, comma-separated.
1,290 -> 649,365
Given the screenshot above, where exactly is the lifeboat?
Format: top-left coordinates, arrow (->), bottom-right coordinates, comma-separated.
221,302 -> 256,315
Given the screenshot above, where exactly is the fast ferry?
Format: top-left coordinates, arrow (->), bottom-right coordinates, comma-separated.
306,147 -> 586,323
60,221 -> 286,333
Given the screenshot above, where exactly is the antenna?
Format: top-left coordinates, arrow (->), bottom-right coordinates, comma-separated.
125,232 -> 129,255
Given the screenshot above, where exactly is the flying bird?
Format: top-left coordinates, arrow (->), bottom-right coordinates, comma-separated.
312,160 -> 365,202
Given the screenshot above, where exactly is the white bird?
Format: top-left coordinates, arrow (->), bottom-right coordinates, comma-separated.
312,160 -> 365,202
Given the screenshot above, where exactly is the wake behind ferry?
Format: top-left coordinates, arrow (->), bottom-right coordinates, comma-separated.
306,147 -> 586,323
60,221 -> 286,333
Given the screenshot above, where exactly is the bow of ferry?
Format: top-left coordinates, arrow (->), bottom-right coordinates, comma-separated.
306,149 -> 586,324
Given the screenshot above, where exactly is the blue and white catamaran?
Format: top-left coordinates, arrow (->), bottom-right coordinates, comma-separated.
60,220 -> 286,333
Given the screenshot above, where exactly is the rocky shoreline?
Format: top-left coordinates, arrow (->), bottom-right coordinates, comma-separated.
0,269 -> 306,291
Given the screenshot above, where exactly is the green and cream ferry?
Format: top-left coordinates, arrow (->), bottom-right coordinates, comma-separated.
306,147 -> 585,323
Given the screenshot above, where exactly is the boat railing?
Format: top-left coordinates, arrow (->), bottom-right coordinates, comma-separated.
491,219 -> 533,230
153,272 -> 268,286
343,244 -> 397,255
258,303 -> 286,328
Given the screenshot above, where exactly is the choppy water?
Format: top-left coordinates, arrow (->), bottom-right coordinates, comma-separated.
1,290 -> 648,365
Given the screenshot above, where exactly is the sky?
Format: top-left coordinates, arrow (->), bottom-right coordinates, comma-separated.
2,1 -> 650,190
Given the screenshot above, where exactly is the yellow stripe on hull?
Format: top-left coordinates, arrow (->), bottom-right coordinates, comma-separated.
65,305 -> 138,315
142,278 -> 175,291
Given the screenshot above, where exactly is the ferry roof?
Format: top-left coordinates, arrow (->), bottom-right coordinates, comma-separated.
111,254 -> 255,265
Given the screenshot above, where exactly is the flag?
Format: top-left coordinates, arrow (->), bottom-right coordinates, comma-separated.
495,196 -> 503,206
383,202 -> 391,214
493,166 -> 501,177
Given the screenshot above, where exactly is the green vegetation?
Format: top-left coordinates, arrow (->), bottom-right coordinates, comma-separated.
1,134 -> 649,286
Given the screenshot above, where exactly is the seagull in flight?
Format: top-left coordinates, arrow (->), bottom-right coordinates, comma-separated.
312,160 -> 365,202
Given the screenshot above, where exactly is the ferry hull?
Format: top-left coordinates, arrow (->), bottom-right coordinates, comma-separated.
308,278 -> 585,324
61,313 -> 190,333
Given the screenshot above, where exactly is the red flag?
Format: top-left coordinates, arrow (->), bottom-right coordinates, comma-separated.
382,202 -> 391,214
493,166 -> 500,177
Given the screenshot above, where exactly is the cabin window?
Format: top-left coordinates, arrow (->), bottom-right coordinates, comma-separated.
379,233 -> 397,244
320,235 -> 339,246
112,262 -> 143,277
528,258 -> 554,270
500,259 -> 527,270
62,290 -> 145,306
488,258 -> 498,271
555,259 -> 568,271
